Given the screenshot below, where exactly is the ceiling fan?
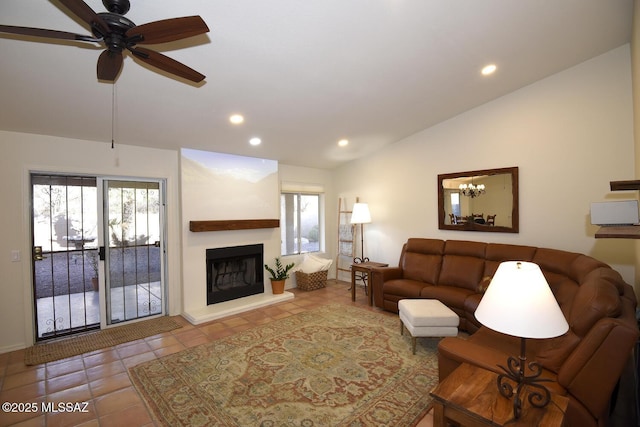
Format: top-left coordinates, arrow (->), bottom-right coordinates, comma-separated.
0,0 -> 210,83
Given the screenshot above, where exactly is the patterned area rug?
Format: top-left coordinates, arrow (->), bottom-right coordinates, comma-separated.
130,304 -> 439,426
25,316 -> 182,365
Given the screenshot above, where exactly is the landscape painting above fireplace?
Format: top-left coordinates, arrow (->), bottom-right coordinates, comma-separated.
181,148 -> 279,221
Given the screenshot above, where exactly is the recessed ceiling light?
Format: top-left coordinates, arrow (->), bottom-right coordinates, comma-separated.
229,114 -> 244,124
481,64 -> 497,76
249,137 -> 262,146
338,139 -> 349,147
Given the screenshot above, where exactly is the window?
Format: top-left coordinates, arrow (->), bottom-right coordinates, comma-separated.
450,192 -> 461,217
280,192 -> 322,255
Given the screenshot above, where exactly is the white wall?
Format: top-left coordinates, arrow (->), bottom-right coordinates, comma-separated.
0,132 -> 182,352
333,45 -> 636,287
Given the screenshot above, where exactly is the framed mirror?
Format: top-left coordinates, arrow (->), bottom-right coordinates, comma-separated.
438,167 -> 519,233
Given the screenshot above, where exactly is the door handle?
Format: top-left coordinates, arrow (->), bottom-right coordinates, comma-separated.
33,246 -> 47,261
99,246 -> 105,261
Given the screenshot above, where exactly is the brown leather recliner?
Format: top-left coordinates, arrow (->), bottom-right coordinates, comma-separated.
370,238 -> 639,427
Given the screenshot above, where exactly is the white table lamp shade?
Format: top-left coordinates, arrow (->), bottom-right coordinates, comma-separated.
475,261 -> 569,339
351,203 -> 372,224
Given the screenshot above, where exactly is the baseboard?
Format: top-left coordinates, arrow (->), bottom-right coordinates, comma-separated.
0,342 -> 26,355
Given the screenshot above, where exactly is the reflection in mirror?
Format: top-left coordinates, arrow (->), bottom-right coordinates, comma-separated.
438,167 -> 519,233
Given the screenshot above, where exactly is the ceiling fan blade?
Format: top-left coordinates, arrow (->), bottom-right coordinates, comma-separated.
0,25 -> 101,42
126,16 -> 209,45
58,0 -> 110,36
97,50 -> 124,81
130,46 -> 205,82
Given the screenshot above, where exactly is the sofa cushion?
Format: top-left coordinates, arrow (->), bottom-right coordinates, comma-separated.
405,238 -> 445,255
532,248 -> 581,281
401,239 -> 445,283
569,272 -> 622,337
570,255 -> 609,283
443,240 -> 486,258
419,285 -> 475,313
477,276 -> 492,293
484,243 -> 537,278
402,252 -> 442,283
533,332 -> 581,374
464,293 -> 483,314
485,243 -> 537,262
548,277 -> 580,318
439,255 -> 484,292
463,293 -> 483,331
437,240 -> 486,292
384,278 -> 428,299
592,267 -> 627,295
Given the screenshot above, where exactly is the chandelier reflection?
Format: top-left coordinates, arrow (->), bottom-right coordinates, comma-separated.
459,182 -> 486,198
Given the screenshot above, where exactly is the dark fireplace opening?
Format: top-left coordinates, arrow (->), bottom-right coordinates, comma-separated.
206,244 -> 264,305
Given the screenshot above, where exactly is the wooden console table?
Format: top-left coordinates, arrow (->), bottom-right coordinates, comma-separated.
430,363 -> 568,427
350,261 -> 388,306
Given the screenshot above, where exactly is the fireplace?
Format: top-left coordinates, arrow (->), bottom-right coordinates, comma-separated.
206,244 -> 264,305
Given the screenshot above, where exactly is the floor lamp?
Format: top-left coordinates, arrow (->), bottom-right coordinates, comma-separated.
350,202 -> 371,263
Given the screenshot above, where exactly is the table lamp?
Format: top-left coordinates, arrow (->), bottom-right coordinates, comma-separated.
474,261 -> 569,419
350,202 -> 371,263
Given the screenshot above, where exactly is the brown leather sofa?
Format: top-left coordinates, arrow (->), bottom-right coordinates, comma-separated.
370,238 -> 638,427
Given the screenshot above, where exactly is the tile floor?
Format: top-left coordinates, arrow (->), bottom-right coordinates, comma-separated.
0,280 -> 433,427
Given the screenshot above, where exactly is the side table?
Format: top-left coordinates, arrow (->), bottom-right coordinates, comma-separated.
351,261 -> 388,306
430,363 -> 568,427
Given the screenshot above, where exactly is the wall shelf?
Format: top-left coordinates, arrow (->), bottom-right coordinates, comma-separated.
594,180 -> 640,239
609,180 -> 640,191
595,226 -> 640,239
190,219 -> 280,232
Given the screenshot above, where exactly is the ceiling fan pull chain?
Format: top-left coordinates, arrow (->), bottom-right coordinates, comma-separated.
111,83 -> 116,149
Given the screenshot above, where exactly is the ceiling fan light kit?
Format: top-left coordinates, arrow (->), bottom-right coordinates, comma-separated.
0,0 -> 209,83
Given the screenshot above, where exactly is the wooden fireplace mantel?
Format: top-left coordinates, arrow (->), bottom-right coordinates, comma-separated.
189,219 -> 280,232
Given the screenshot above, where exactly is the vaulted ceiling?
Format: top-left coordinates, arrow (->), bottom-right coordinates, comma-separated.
0,0 -> 634,169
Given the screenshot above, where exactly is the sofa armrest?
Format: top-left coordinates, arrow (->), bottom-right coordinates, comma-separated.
370,267 -> 402,308
557,318 -> 639,418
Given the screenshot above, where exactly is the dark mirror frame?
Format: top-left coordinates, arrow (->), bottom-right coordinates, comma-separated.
438,166 -> 519,233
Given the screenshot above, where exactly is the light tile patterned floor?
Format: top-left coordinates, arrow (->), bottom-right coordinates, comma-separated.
0,280 -> 433,427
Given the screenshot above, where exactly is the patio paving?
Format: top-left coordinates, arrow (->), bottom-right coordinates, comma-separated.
36,282 -> 162,338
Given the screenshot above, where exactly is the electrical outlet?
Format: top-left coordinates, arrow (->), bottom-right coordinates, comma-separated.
11,250 -> 20,262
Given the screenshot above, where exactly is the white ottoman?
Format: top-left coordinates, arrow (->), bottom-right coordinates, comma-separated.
398,299 -> 459,354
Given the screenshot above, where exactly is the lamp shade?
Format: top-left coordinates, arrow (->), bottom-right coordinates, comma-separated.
350,203 -> 372,224
475,261 -> 569,339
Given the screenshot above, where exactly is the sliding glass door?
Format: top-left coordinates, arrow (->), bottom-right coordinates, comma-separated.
31,174 -> 100,340
103,179 -> 164,325
31,174 -> 166,340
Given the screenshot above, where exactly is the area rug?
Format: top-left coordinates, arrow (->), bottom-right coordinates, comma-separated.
129,304 -> 439,426
25,316 -> 182,365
